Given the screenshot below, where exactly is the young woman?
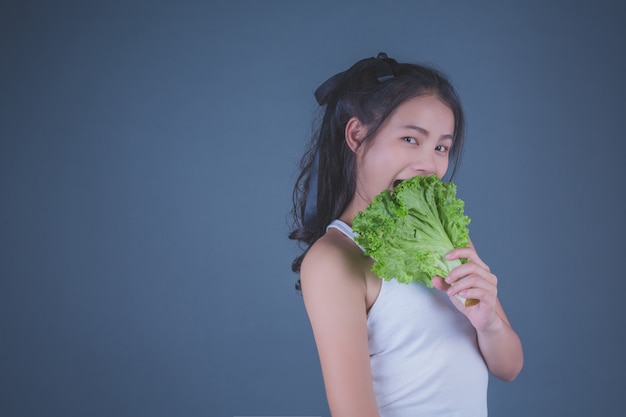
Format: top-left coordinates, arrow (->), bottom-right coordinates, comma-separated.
289,53 -> 523,417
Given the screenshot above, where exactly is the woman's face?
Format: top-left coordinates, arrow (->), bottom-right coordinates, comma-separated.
351,94 -> 455,211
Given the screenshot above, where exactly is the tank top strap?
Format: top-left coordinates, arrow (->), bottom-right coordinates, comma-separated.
326,219 -> 365,252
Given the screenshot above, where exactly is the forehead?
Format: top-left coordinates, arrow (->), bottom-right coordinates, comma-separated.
359,94 -> 457,151
389,95 -> 455,126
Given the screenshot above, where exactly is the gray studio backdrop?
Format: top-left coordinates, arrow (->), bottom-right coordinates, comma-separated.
1,1 -> 625,416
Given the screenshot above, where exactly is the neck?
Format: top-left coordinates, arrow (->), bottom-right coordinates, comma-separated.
339,198 -> 367,226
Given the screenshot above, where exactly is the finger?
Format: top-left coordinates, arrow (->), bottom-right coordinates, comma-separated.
447,277 -> 498,305
445,262 -> 494,285
446,248 -> 490,271
446,247 -> 482,262
431,276 -> 450,292
446,274 -> 498,302
450,273 -> 497,294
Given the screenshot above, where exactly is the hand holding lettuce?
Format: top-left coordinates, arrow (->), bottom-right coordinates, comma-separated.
352,175 -> 479,307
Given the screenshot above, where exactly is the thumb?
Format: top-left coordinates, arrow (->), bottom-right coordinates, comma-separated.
431,276 -> 451,292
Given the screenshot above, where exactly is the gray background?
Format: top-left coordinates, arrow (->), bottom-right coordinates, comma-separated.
1,0 -> 625,416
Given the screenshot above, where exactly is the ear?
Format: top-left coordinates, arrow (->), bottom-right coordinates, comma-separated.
345,117 -> 366,153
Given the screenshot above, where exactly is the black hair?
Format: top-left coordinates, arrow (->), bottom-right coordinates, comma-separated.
289,53 -> 466,278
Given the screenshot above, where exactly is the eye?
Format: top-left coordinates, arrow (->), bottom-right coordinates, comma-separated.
403,137 -> 417,144
435,144 -> 450,153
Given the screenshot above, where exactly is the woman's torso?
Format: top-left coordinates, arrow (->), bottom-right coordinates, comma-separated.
327,219 -> 489,417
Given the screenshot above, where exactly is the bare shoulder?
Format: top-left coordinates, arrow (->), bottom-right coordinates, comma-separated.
300,230 -> 381,414
300,229 -> 368,298
299,228 -> 374,330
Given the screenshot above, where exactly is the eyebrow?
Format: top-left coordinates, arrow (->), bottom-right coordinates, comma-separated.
402,124 -> 454,141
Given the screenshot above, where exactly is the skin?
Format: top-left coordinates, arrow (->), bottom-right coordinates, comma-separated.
300,94 -> 524,417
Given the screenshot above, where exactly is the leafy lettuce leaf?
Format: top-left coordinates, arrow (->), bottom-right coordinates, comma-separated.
352,175 -> 470,288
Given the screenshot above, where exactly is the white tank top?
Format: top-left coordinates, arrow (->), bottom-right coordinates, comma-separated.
327,219 -> 489,417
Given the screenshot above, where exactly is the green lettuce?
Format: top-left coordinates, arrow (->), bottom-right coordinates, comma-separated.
352,175 -> 470,288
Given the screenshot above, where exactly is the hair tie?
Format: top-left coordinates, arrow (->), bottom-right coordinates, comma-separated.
314,71 -> 346,106
373,52 -> 396,82
313,52 -> 397,105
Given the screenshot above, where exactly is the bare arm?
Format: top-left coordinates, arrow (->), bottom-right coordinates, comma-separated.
300,236 -> 380,417
432,242 -> 524,381
475,299 -> 524,381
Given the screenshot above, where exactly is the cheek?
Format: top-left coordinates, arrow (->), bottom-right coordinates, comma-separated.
358,145 -> 384,172
365,150 -> 397,180
356,150 -> 394,192
437,159 -> 450,178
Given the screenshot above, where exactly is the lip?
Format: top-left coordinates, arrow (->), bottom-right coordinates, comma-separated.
393,179 -> 405,189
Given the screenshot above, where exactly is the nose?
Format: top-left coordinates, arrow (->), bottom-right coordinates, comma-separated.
411,151 -> 437,176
